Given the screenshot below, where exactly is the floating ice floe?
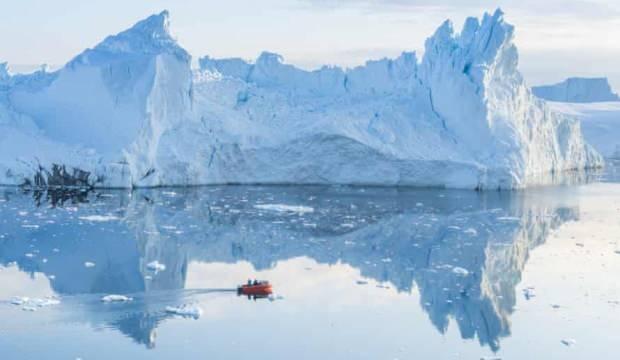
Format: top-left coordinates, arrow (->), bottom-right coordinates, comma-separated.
452,267 -> 470,276
11,296 -> 29,305
147,261 -> 166,272
101,294 -> 133,302
78,215 -> 120,222
356,280 -> 369,285
165,305 -> 203,319
464,228 -> 478,236
254,204 -> 314,214
84,261 -> 96,268
10,296 -> 60,309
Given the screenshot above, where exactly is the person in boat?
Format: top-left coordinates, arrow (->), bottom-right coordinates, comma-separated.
253,279 -> 259,286
247,279 -> 252,286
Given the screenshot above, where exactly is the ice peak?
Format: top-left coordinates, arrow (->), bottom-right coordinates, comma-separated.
130,10 -> 171,38
77,10 -> 188,61
256,52 -> 285,66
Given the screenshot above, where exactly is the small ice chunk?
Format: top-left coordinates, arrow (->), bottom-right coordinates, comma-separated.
356,280 -> 368,285
11,296 -> 29,305
101,295 -> 133,302
147,261 -> 166,272
561,339 -> 576,347
254,204 -> 314,214
22,306 -> 37,312
497,216 -> 519,222
84,261 -> 96,268
464,228 -> 478,236
452,267 -> 469,276
165,305 -> 203,319
79,215 -> 120,222
32,297 -> 60,307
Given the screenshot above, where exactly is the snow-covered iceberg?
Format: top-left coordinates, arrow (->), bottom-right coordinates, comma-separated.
533,78 -> 620,103
0,9 -> 602,189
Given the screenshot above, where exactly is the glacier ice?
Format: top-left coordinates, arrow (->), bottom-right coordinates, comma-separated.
0,9 -> 602,189
548,101 -> 620,159
533,77 -> 619,103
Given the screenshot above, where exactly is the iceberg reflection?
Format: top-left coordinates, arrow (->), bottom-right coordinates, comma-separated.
0,185 -> 579,350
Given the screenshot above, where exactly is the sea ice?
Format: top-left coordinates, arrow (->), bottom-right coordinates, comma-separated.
78,215 -> 120,222
254,204 -> 314,214
146,261 -> 166,272
101,295 -> 133,302
165,304 -> 203,319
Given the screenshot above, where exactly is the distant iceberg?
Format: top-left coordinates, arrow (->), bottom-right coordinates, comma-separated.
0,9 -> 602,189
532,77 -> 619,103
548,101 -> 620,159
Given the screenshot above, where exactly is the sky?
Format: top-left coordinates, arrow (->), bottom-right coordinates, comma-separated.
1,0 -> 619,88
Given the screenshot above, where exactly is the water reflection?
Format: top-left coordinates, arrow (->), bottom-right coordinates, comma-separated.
0,185 -> 579,351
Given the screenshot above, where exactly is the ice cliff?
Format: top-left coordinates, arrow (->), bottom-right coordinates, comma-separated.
0,9 -> 603,189
532,77 -> 620,103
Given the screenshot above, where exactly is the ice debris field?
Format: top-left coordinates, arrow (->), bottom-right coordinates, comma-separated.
0,9 -> 610,190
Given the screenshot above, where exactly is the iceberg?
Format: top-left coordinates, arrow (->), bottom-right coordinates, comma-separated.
0,9 -> 602,189
533,78 -> 620,103
547,101 -> 620,159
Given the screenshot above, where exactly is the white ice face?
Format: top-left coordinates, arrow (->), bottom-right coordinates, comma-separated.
0,10 -> 603,190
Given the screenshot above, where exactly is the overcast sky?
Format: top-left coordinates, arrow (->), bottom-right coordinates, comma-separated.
1,0 -> 619,88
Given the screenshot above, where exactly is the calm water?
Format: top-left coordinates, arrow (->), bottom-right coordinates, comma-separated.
1,170 -> 619,359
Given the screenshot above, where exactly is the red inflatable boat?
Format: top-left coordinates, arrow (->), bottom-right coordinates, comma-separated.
238,281 -> 273,297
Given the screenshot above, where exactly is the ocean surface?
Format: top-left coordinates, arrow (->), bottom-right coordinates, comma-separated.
1,163 -> 620,359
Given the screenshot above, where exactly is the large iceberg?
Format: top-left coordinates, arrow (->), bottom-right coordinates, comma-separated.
532,77 -> 620,103
0,9 -> 602,189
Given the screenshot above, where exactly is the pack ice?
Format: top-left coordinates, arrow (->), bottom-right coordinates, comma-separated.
0,9 -> 602,189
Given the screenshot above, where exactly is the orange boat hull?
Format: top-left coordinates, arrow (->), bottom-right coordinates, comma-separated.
238,284 -> 273,296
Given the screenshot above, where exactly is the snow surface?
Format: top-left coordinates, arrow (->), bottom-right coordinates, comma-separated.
532,78 -> 619,103
0,9 -> 602,189
548,102 -> 620,159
